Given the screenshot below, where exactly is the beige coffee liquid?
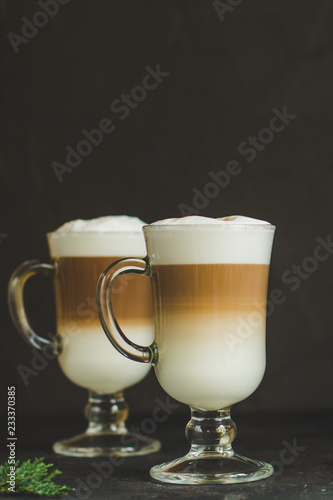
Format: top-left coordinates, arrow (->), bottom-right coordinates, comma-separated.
152,263 -> 269,410
53,256 -> 153,394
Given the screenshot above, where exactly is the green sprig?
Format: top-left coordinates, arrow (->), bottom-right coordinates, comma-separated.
0,457 -> 74,497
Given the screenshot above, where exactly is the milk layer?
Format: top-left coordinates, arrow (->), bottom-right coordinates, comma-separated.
154,311 -> 266,410
58,324 -> 153,394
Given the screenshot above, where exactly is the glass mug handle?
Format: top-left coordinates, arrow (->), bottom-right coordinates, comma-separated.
8,260 -> 60,352
96,257 -> 156,365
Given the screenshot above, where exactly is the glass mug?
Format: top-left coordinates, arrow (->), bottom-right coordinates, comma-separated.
97,217 -> 276,483
8,221 -> 161,457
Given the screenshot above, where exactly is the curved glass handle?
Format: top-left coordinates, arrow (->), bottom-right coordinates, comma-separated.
96,257 -> 155,365
8,260 -> 57,351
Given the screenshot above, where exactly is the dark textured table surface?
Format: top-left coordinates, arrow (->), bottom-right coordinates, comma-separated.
1,411 -> 332,499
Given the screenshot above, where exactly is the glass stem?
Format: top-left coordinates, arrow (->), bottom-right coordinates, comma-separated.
186,407 -> 236,456
85,391 -> 129,435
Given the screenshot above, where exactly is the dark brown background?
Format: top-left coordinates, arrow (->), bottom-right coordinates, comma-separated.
1,0 -> 333,427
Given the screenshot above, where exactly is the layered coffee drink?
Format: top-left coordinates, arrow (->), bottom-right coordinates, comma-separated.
47,216 -> 153,394
144,216 -> 275,410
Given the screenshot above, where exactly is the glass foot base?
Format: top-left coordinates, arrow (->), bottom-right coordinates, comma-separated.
150,452 -> 274,484
53,431 -> 161,458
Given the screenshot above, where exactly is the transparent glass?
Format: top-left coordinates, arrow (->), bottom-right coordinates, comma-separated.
8,232 -> 161,457
97,223 -> 275,483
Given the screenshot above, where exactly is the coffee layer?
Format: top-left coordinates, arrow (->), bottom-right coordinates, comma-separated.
54,257 -> 152,328
151,263 -> 269,410
151,264 -> 269,314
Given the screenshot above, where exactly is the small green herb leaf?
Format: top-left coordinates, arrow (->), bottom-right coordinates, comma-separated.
0,457 -> 74,497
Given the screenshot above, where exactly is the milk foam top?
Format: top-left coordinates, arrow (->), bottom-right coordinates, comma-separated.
150,215 -> 271,226
144,215 -> 275,265
48,216 -> 147,257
